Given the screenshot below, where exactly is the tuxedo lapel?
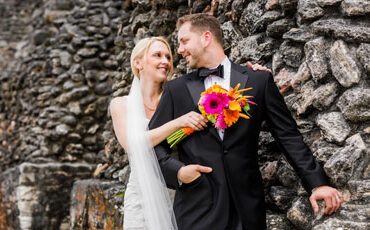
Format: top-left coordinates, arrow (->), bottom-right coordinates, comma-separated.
185,72 -> 222,143
224,63 -> 250,142
230,62 -> 249,89
185,73 -> 205,109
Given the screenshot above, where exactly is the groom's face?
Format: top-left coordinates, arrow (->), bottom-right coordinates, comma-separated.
177,22 -> 205,69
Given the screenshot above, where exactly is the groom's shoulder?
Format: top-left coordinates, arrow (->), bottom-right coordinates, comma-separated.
166,70 -> 197,86
233,62 -> 272,82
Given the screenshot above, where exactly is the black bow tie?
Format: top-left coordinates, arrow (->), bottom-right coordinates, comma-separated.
198,65 -> 224,80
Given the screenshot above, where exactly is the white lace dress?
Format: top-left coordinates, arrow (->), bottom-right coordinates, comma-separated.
123,118 -> 176,229
123,118 -> 149,229
123,170 -> 147,229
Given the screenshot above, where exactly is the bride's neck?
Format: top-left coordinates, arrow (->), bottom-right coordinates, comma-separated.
140,77 -> 161,104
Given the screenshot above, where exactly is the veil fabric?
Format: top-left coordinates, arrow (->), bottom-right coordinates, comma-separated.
125,76 -> 178,230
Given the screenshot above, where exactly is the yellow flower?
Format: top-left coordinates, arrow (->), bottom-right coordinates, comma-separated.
228,100 -> 241,111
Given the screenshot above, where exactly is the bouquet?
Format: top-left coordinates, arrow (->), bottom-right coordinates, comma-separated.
167,83 -> 256,148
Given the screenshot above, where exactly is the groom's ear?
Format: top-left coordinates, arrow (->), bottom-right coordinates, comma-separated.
202,31 -> 213,48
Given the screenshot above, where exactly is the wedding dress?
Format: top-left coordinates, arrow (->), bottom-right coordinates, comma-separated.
123,119 -> 149,229
123,77 -> 177,230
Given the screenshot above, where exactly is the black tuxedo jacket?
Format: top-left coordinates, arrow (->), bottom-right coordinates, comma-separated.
149,62 -> 329,230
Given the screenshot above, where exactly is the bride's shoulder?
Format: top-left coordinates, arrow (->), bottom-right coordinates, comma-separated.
109,96 -> 128,113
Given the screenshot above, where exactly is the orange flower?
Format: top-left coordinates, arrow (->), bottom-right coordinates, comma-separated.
182,127 -> 195,136
228,83 -> 252,99
223,109 -> 239,127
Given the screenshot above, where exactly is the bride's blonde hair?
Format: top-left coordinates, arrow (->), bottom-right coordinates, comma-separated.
130,37 -> 174,79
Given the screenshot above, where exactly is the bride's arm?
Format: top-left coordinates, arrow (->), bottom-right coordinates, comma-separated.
148,111 -> 207,146
110,97 -> 207,149
110,96 -> 129,151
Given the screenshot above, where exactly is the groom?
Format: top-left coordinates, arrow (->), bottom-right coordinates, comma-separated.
149,13 -> 342,230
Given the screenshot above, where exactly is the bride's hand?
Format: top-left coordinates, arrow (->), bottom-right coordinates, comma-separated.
247,61 -> 272,72
175,111 -> 208,131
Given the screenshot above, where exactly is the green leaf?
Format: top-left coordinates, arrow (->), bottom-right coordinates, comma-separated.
207,115 -> 216,123
243,103 -> 250,113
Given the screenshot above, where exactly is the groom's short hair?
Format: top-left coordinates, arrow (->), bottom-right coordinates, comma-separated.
177,13 -> 223,46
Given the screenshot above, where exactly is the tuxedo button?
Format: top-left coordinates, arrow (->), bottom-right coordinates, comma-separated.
224,149 -> 228,154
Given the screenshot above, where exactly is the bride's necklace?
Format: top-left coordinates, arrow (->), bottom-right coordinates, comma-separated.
143,102 -> 156,111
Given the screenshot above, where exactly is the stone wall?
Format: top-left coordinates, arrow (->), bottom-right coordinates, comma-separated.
0,0 -> 369,229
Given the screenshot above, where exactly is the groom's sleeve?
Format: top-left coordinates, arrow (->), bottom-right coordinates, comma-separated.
149,83 -> 185,190
263,72 -> 330,194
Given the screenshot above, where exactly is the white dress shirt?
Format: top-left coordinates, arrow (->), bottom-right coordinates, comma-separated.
203,57 -> 231,140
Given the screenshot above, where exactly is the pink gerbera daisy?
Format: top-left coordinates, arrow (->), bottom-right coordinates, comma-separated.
201,92 -> 229,114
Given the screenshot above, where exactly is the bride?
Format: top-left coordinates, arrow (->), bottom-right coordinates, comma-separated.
110,37 -> 208,230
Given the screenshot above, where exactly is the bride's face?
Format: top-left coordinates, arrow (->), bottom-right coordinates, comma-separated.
140,41 -> 171,82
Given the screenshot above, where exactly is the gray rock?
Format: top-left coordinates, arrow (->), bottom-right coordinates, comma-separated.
311,139 -> 340,163
313,218 -> 370,230
32,30 -> 50,46
0,163 -> 94,230
82,58 -> 103,70
312,18 -> 370,43
71,36 -> 84,47
312,82 -> 339,110
239,2 -> 265,34
330,40 -> 361,88
347,180 -> 370,201
274,68 -> 296,94
280,41 -> 303,68
238,33 -> 276,62
341,0 -> 370,16
241,10 -> 283,35
324,134 -> 366,186
221,21 -> 243,52
267,18 -> 295,38
283,26 -> 315,43
59,51 -> 72,68
94,82 -> 112,95
287,197 -> 314,230
277,157 -> 299,188
357,43 -> 370,74
49,0 -> 74,11
55,124 -> 70,136
304,37 -> 329,82
317,0 -> 343,7
68,86 -> 90,101
269,186 -> 297,211
62,80 -> 77,91
292,80 -> 316,115
279,0 -> 299,11
266,214 -> 296,230
337,87 -> 370,122
191,0 -> 208,13
297,0 -> 325,22
65,143 -> 84,155
272,50 -> 284,75
77,48 -> 98,58
231,0 -> 245,19
60,115 -> 77,126
316,112 -> 351,144
291,62 -> 311,91
131,13 -> 151,33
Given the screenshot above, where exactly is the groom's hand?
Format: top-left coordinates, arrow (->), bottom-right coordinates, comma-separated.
309,185 -> 343,215
178,164 -> 213,184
